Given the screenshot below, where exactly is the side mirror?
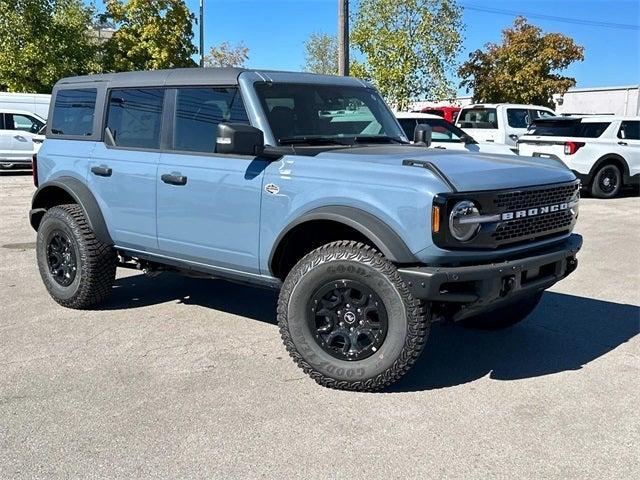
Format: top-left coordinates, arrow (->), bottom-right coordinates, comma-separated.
414,124 -> 432,147
216,123 -> 264,156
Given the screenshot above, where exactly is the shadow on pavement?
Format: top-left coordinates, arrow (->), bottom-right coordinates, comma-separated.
106,272 -> 279,324
393,292 -> 639,392
105,273 -> 639,391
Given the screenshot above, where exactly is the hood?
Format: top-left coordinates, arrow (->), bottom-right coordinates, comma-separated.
316,145 -> 576,192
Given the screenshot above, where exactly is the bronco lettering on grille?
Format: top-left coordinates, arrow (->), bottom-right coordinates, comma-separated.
501,202 -> 569,221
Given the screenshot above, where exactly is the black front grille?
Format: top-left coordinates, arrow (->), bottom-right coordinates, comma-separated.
493,210 -> 574,242
493,182 -> 579,211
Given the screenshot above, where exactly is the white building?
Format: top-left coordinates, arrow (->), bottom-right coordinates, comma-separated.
552,85 -> 639,116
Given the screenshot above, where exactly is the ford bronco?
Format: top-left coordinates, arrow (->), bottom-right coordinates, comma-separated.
30,68 -> 582,391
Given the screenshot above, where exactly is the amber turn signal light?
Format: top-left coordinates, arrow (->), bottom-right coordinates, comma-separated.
432,206 -> 440,233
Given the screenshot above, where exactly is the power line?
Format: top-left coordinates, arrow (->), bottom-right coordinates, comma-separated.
462,3 -> 640,31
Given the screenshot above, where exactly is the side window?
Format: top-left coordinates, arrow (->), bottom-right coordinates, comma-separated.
51,88 -> 97,136
173,87 -> 249,153
618,121 -> 640,140
9,114 -> 44,133
0,114 -> 5,130
507,108 -> 530,128
398,119 -> 417,139
106,88 -> 164,149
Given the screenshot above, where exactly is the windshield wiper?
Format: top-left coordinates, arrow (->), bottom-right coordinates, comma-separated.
279,136 -> 349,146
353,135 -> 408,144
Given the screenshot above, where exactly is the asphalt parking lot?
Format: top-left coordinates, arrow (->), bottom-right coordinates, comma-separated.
0,172 -> 638,479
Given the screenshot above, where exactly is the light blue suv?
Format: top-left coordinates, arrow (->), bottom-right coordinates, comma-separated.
30,68 -> 582,391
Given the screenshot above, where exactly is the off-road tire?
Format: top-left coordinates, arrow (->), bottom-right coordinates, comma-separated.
590,163 -> 622,199
36,204 -> 116,309
278,241 -> 429,391
460,292 -> 544,330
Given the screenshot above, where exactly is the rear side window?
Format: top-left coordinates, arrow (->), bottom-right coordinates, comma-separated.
173,87 -> 249,153
457,108 -> 498,129
619,121 -> 639,140
530,120 -> 611,138
106,88 -> 164,149
506,108 -> 530,128
51,88 -> 97,136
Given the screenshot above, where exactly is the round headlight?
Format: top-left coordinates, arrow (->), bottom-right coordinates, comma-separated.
449,200 -> 481,242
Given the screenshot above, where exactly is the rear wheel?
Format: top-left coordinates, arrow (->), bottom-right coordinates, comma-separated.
36,204 -> 116,309
278,241 -> 429,391
591,163 -> 622,198
460,292 -> 543,330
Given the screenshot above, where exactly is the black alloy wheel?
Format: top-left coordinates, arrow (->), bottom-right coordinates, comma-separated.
46,230 -> 77,286
591,164 -> 622,198
309,280 -> 388,361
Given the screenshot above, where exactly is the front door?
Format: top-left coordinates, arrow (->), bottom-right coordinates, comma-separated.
156,87 -> 265,274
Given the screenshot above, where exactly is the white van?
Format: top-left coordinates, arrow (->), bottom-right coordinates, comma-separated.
456,103 -> 555,147
0,92 -> 51,120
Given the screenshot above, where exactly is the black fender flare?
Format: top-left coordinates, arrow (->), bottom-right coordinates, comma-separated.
30,176 -> 113,245
587,153 -> 630,184
269,205 -> 418,272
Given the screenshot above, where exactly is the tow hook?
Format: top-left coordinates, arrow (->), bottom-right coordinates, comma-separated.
566,257 -> 578,275
500,275 -> 516,297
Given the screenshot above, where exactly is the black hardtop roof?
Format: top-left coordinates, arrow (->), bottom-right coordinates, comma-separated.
55,67 -> 369,89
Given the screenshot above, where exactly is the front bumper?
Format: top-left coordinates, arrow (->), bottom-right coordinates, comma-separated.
398,234 -> 582,320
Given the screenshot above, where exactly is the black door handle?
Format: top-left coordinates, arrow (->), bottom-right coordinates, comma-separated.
91,166 -> 112,177
161,173 -> 188,186
618,141 -> 628,146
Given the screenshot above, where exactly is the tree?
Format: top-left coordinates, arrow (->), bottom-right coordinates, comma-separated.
459,17 -> 584,108
303,33 -> 338,75
0,0 -> 100,93
203,41 -> 249,68
351,0 -> 463,110
101,0 -> 197,72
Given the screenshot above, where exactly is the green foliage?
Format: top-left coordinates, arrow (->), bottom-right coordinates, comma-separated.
0,0 -> 100,93
459,17 -> 585,108
101,0 -> 197,72
303,32 -> 338,75
204,41 -> 249,68
351,0 -> 463,110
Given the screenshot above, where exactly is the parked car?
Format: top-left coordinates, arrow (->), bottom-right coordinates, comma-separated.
518,116 -> 640,198
0,92 -> 51,120
29,68 -> 582,391
0,109 -> 45,168
396,112 -> 517,155
419,105 -> 460,123
456,103 -> 556,147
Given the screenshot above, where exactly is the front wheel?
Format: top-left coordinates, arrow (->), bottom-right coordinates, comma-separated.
591,164 -> 622,198
278,241 -> 430,391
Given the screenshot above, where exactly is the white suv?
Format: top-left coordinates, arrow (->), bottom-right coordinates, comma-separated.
0,109 -> 45,168
518,116 -> 639,198
456,103 -> 556,147
395,112 -> 516,155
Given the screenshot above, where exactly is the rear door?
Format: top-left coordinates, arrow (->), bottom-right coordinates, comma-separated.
88,88 -> 164,251
156,86 -> 265,274
617,120 -> 640,177
0,114 -> 11,160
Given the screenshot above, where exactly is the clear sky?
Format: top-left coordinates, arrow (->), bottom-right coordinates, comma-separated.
94,0 -> 640,93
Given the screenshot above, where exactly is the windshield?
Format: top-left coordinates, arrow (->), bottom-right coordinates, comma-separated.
254,82 -> 407,145
457,108 -> 498,129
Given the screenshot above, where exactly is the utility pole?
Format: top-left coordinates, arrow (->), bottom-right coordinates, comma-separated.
338,0 -> 349,76
199,0 -> 205,67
